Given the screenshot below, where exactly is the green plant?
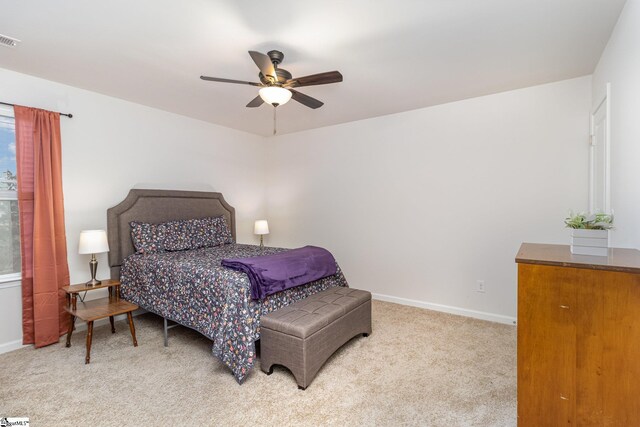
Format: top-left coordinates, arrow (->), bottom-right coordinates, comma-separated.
564,211 -> 614,230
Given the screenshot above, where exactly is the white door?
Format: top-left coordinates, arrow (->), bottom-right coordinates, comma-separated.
590,84 -> 610,213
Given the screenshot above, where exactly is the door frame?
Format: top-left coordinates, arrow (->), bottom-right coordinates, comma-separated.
589,83 -> 611,214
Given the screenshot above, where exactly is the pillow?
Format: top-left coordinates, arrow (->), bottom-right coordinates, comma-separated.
213,216 -> 234,245
163,220 -> 192,252
130,221 -> 167,254
189,216 -> 234,249
130,216 -> 233,254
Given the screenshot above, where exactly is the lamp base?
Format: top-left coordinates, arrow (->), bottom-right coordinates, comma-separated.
86,254 -> 101,286
85,278 -> 102,287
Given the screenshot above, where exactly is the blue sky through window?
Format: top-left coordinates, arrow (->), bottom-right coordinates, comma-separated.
0,112 -> 19,275
0,115 -> 16,176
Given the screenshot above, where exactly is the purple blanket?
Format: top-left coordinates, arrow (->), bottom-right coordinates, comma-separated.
221,245 -> 338,300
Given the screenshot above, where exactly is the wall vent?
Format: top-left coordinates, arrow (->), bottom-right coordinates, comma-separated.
0,34 -> 20,48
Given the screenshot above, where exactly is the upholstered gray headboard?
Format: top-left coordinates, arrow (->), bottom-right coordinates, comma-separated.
107,189 -> 236,279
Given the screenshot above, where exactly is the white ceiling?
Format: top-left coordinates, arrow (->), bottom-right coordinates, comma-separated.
0,0 -> 626,136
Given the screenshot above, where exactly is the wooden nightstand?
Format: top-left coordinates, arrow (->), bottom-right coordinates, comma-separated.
63,279 -> 138,364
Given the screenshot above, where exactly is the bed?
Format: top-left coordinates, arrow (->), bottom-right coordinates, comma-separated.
107,189 -> 348,383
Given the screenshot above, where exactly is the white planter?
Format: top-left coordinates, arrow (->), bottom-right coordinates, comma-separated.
570,229 -> 609,256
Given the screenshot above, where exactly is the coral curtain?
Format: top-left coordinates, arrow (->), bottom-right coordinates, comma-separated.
15,106 -> 70,347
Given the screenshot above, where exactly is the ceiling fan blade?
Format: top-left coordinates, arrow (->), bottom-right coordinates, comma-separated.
248,51 -> 276,80
246,95 -> 264,108
290,89 -> 324,109
284,71 -> 343,88
200,76 -> 262,86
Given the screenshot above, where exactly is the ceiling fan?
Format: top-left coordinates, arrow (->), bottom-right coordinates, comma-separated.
200,50 -> 343,110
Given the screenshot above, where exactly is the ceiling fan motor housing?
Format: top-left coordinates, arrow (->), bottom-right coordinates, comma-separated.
259,68 -> 292,85
257,50 -> 290,85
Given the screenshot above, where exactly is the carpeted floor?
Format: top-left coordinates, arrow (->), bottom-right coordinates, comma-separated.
0,300 -> 516,426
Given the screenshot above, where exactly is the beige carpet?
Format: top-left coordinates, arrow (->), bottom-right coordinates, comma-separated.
0,300 -> 516,426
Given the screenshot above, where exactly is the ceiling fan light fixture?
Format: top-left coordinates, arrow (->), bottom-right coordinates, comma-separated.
259,86 -> 292,106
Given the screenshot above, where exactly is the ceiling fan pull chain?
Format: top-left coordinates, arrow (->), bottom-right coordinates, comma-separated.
273,106 -> 277,135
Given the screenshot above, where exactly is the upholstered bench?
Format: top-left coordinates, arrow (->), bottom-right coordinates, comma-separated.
260,287 -> 372,389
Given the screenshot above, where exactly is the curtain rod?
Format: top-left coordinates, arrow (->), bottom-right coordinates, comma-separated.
0,101 -> 73,118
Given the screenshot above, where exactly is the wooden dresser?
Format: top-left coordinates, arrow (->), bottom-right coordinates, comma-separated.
516,243 -> 640,426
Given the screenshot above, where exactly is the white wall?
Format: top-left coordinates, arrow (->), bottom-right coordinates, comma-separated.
0,68 -> 266,351
592,0 -> 640,250
0,69 -> 596,350
267,76 -> 592,321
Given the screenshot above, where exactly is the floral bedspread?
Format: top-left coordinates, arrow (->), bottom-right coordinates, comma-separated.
119,243 -> 349,383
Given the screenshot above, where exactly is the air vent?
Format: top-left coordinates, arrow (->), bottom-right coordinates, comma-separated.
0,34 -> 20,48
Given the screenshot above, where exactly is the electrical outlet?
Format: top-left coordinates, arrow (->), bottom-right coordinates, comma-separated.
476,280 -> 486,293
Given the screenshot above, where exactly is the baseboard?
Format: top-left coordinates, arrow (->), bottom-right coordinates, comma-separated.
371,293 -> 517,325
0,339 -> 29,354
0,297 -> 514,355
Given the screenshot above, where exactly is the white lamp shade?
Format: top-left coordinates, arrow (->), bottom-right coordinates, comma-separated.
258,87 -> 292,106
254,220 -> 270,235
78,230 -> 109,254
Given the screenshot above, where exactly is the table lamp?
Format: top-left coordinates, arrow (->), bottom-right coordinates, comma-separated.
254,220 -> 269,248
78,230 -> 109,286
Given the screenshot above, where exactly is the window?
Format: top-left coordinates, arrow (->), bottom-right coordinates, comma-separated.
0,105 -> 20,282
